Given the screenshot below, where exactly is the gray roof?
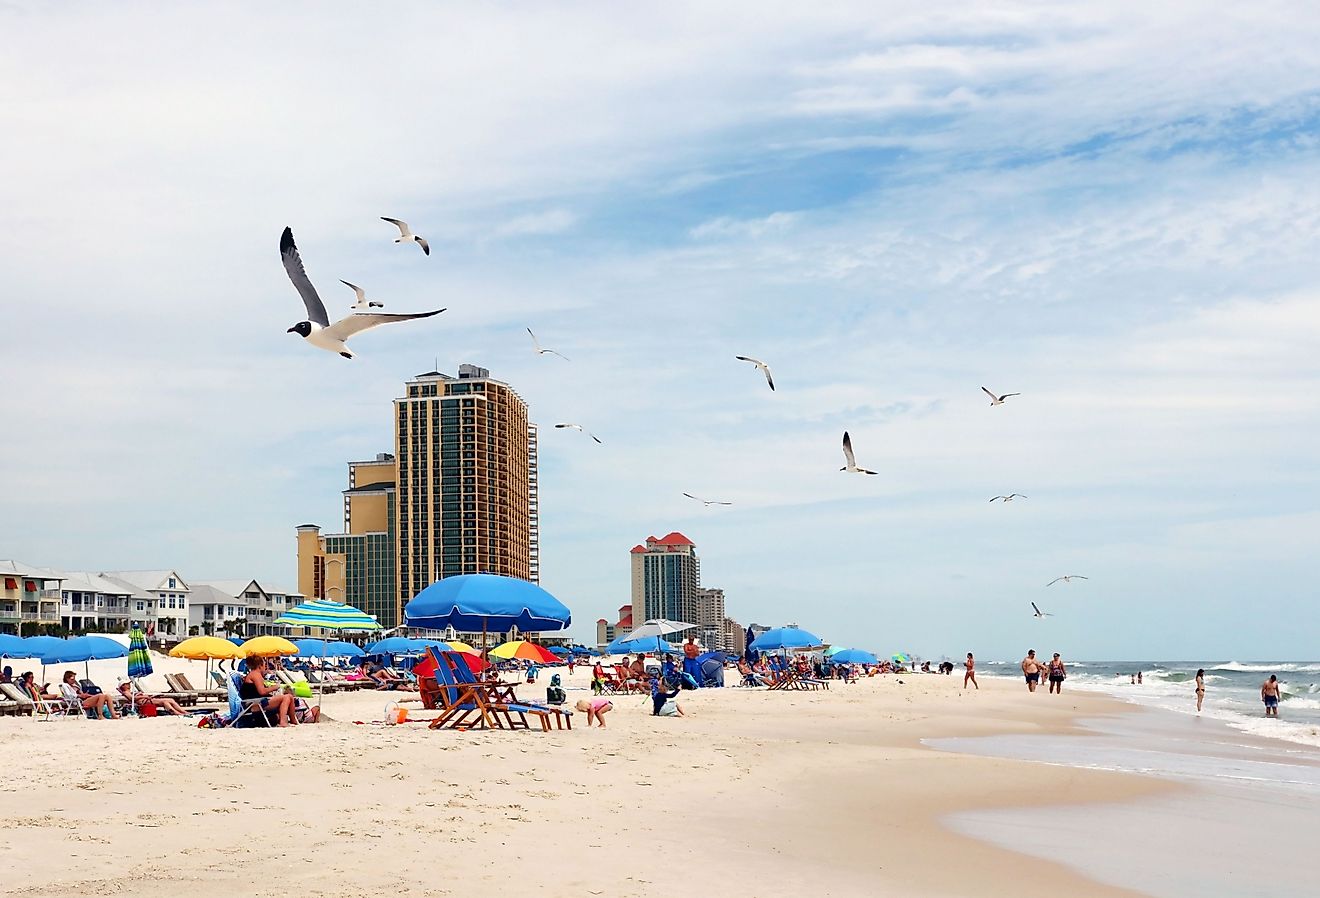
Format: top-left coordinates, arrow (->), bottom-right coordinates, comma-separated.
0,560 -> 66,582
189,583 -> 241,607
193,579 -> 265,599
101,570 -> 190,592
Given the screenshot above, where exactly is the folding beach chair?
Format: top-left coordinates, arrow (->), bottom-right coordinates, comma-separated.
0,682 -> 38,717
224,674 -> 276,728
447,652 -> 571,730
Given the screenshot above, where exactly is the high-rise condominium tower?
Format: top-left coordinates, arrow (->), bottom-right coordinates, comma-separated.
394,365 -> 539,602
629,532 -> 700,630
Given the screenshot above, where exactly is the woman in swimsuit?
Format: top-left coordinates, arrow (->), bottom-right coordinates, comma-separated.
1194,668 -> 1206,713
963,653 -> 978,690
1048,653 -> 1066,694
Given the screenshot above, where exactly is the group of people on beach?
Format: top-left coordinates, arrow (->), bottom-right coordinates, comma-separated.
1019,650 -> 1067,693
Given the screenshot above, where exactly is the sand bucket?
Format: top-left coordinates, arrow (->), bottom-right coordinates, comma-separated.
385,703 -> 408,725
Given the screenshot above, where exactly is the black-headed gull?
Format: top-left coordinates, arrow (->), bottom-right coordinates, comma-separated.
528,328 -> 569,361
990,494 -> 1027,502
735,356 -> 775,391
381,217 -> 430,255
839,431 -> 877,475
1046,575 -> 1088,587
1031,602 -> 1053,618
982,386 -> 1021,406
340,280 -> 383,311
683,492 -> 733,507
555,423 -> 601,444
281,228 -> 443,359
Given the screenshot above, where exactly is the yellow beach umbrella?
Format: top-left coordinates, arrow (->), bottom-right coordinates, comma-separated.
444,641 -> 476,654
488,640 -> 558,663
170,636 -> 247,660
241,635 -> 299,657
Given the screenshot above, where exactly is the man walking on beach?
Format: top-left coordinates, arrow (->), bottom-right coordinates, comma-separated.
1021,650 -> 1041,692
1262,675 -> 1282,717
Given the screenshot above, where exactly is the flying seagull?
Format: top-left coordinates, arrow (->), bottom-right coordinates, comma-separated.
1031,602 -> 1053,618
734,355 -> 775,391
281,228 -> 444,359
340,280 -> 383,311
683,492 -> 733,507
555,423 -> 602,444
1046,575 -> 1089,587
528,328 -> 569,360
990,494 -> 1028,502
982,386 -> 1021,406
381,217 -> 430,255
839,431 -> 877,475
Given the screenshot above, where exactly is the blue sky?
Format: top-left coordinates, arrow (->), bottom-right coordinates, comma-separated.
2,3 -> 1319,660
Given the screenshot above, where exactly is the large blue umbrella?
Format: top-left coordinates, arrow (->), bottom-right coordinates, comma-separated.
548,646 -> 572,656
570,645 -> 592,656
0,633 -> 31,658
830,649 -> 878,665
606,635 -> 684,656
38,635 -> 127,664
750,627 -> 822,651
294,638 -> 364,658
365,636 -> 426,655
404,574 -> 571,633
20,635 -> 66,658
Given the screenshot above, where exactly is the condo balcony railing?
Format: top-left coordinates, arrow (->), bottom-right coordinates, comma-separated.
21,611 -> 60,622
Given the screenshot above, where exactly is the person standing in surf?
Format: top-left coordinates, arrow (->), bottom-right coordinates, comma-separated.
1262,674 -> 1281,717
1195,669 -> 1206,713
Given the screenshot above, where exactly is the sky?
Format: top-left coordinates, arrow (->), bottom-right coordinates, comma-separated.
2,3 -> 1319,660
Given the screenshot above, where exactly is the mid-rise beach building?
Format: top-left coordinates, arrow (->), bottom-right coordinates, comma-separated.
629,532 -> 700,632
100,569 -> 191,637
1,560 -> 63,635
694,586 -> 725,648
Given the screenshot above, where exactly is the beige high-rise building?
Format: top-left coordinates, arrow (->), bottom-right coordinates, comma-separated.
695,586 -> 725,648
629,532 -> 699,631
395,365 -> 539,603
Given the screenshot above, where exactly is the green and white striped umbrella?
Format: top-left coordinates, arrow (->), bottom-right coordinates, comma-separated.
273,599 -> 382,631
127,628 -> 153,679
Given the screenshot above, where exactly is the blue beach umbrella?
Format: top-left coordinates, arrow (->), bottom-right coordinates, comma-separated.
750,627 -> 822,652
548,646 -> 572,656
21,635 -> 66,657
831,649 -> 878,665
404,574 -> 571,634
365,636 -> 426,655
39,635 -> 127,664
293,638 -> 364,659
570,645 -> 592,656
0,633 -> 31,658
606,635 -> 684,656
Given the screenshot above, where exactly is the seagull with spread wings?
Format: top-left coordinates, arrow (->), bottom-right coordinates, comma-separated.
555,423 -> 602,444
683,493 -> 733,507
281,228 -> 443,359
1031,602 -> 1053,618
1046,575 -> 1089,587
735,355 -> 775,391
839,431 -> 877,475
990,494 -> 1028,502
528,328 -> 569,360
982,386 -> 1021,406
340,280 -> 383,311
381,217 -> 430,255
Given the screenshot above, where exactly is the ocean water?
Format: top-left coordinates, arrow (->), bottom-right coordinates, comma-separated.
981,659 -> 1320,748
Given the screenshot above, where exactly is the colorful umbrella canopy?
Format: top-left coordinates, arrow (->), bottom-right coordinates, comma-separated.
488,640 -> 559,663
127,628 -> 153,679
750,627 -> 822,651
170,636 -> 247,660
443,641 -> 477,654
241,635 -> 299,657
824,646 -> 848,657
891,653 -> 910,664
404,573 -> 571,632
273,599 -> 382,631
38,635 -> 128,664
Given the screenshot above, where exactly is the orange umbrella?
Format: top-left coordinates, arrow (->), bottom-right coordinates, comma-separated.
488,640 -> 558,664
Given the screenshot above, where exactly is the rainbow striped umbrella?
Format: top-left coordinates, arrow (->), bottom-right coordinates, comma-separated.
127,628 -> 153,679
273,599 -> 382,632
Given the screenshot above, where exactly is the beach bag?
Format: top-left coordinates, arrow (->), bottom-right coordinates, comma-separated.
138,701 -> 158,718
546,685 -> 566,705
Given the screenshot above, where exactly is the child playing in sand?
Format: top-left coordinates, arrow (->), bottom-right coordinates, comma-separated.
574,697 -> 612,727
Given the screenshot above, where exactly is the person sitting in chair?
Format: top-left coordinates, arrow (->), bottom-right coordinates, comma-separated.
241,656 -> 297,726
61,670 -> 119,719
116,681 -> 189,716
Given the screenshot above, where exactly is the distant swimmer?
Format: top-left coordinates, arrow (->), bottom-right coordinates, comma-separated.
1262,675 -> 1281,717
1195,668 -> 1206,713
1047,575 -> 1089,586
1137,671 -> 1143,685
964,653 -> 978,690
1021,649 -> 1041,692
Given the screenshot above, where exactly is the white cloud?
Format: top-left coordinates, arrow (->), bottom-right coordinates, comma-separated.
493,209 -> 578,238
689,212 -> 799,240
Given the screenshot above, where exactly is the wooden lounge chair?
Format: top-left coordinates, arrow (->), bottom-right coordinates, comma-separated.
446,652 -> 571,730
424,649 -> 562,732
0,683 -> 36,717
173,673 -> 225,702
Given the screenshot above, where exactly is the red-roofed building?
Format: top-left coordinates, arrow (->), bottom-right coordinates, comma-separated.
596,603 -> 634,647
630,531 -> 701,632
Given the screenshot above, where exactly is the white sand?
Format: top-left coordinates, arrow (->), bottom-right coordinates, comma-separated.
0,654 -> 1166,897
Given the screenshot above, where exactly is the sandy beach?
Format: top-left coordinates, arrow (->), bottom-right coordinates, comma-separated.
0,657 -> 1172,897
